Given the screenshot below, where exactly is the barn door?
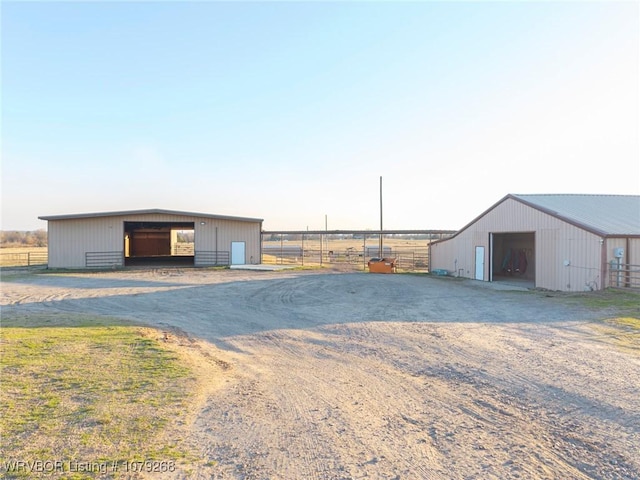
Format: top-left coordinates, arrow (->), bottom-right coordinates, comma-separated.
475,246 -> 485,281
231,242 -> 246,265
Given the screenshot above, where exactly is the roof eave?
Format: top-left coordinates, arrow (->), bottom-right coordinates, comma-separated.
38,209 -> 263,223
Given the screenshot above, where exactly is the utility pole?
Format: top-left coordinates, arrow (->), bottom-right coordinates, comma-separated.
325,214 -> 328,262
379,176 -> 383,257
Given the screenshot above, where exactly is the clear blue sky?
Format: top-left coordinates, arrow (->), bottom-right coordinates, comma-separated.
2,1 -> 638,231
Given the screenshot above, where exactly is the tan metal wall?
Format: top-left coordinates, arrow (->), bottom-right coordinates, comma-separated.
194,219 -> 262,265
48,217 -> 125,268
430,197 -> 609,291
47,213 -> 261,268
605,237 -> 640,288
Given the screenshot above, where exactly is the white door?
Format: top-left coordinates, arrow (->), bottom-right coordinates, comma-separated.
231,242 -> 246,265
475,246 -> 485,281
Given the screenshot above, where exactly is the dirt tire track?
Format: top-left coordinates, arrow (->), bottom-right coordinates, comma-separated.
2,269 -> 638,479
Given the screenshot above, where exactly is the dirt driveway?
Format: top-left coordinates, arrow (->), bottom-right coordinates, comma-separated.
2,268 -> 639,479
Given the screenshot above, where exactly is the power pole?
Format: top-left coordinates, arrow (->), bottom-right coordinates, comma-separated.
379,176 -> 383,257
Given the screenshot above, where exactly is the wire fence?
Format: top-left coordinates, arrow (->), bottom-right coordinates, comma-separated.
260,231 -> 453,271
262,245 -> 430,271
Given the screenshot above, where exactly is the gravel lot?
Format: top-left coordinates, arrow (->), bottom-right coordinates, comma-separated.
2,268 -> 639,479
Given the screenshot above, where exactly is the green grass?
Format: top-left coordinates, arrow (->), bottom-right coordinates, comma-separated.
562,288 -> 640,318
0,325 -> 198,478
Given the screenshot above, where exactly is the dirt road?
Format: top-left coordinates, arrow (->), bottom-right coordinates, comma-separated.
2,268 -> 639,479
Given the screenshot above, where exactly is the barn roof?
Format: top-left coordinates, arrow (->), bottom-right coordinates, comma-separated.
39,209 -> 263,223
435,194 -> 640,244
511,194 -> 640,236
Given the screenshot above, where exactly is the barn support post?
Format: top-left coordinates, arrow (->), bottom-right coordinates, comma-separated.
626,237 -> 631,287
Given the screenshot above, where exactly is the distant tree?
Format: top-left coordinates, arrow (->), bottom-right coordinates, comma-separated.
176,231 -> 194,243
33,230 -> 47,246
0,230 -> 48,247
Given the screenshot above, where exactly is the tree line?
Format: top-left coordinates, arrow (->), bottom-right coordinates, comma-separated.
1,230 -> 48,247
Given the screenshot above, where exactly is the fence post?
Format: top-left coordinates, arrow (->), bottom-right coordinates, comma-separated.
363,234 -> 367,270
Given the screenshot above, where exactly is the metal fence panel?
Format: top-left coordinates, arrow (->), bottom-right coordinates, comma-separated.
609,263 -> 640,289
85,251 -> 124,268
195,251 -> 230,266
262,247 -> 430,271
0,251 -> 49,267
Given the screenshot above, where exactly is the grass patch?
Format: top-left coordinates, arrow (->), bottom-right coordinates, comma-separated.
579,288 -> 640,310
557,288 -> 640,318
0,325 -> 201,478
552,290 -> 639,353
609,316 -> 640,329
589,317 -> 640,356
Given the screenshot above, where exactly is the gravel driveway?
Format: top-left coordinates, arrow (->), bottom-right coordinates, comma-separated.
2,268 -> 639,479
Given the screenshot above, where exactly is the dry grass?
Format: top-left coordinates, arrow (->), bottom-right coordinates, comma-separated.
590,317 -> 640,355
0,247 -> 48,254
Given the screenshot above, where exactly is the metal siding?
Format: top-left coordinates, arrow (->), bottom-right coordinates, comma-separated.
194,220 -> 260,265
48,217 -> 124,268
630,238 -> 640,265
430,229 -> 474,277
606,238 -> 632,265
47,213 -> 261,268
605,237 -> 640,288
553,233 -> 602,292
195,219 -> 260,263
122,213 -> 202,223
431,198 -> 605,291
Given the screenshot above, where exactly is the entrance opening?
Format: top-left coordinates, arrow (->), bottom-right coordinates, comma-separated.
491,232 -> 535,286
172,229 -> 195,256
124,221 -> 195,266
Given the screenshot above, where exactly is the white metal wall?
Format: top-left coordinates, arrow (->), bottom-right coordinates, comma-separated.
430,197 -> 609,291
47,213 -> 261,268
